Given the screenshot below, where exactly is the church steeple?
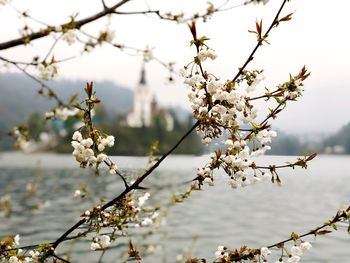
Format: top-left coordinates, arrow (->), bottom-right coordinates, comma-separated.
139,63 -> 146,85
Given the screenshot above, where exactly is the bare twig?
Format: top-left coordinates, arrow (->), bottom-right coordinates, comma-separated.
0,56 -> 67,107
0,0 -> 131,50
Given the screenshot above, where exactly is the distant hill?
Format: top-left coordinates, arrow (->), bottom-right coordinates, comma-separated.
269,130 -> 308,156
322,122 -> 350,154
0,73 -> 201,155
0,72 -> 133,128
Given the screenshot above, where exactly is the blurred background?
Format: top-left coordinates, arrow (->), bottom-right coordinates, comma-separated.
1,0 -> 350,155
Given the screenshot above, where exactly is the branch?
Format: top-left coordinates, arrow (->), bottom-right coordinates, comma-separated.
2,0 -> 292,256
113,10 -> 160,16
232,0 -> 288,82
0,0 -> 130,50
51,252 -> 71,263
51,120 -> 200,249
231,206 -> 350,262
0,56 -> 67,107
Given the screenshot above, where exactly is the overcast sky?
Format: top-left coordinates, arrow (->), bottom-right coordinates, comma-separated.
1,0 -> 350,135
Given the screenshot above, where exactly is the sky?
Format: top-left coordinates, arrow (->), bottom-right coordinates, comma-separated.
1,0 -> 350,135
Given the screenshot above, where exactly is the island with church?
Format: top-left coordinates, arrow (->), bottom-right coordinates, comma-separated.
0,64 -> 204,156
108,64 -> 203,155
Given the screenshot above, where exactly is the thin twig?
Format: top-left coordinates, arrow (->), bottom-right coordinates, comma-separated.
0,56 -> 67,107
51,252 -> 71,263
232,0 -> 288,82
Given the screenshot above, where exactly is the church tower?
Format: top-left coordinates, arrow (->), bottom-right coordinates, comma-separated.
126,64 -> 153,127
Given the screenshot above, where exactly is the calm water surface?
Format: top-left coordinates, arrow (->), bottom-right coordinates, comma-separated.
0,153 -> 349,262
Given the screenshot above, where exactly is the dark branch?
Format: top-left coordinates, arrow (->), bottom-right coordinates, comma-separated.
0,0 -> 130,50
52,120 -> 200,249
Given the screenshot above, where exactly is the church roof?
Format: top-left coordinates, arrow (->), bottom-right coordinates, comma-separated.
139,64 -> 146,85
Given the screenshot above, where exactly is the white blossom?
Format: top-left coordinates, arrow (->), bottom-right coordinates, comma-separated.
202,137 -> 212,145
90,242 -> 101,251
178,68 -> 187,77
38,64 -> 58,80
256,129 -> 277,144
72,131 -> 83,142
251,176 -> 261,184
97,154 -> 107,162
287,256 -> 301,263
229,180 -> 238,189
138,192 -> 150,207
215,245 -> 228,259
55,107 -> 78,120
290,245 -> 303,257
84,148 -> 94,158
98,143 -> 105,152
260,247 -> 271,258
198,49 -> 208,62
225,139 -> 234,149
141,217 -> 153,226
197,48 -> 217,62
109,163 -> 117,174
14,234 -> 20,245
151,212 -> 159,219
29,250 -> 41,260
74,189 -> 82,198
100,235 -> 111,248
45,111 -> 55,119
300,241 -> 312,252
81,138 -> 93,148
88,156 -> 97,165
207,80 -> 221,95
143,46 -> 153,62
62,29 -> 77,45
8,256 -> 20,263
106,135 -> 115,147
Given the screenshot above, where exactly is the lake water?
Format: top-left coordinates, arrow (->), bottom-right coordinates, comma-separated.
0,153 -> 349,262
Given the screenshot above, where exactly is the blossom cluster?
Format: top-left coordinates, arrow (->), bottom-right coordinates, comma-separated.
197,47 -> 217,62
143,46 -> 154,62
182,44 -> 309,189
71,130 -> 117,174
38,63 -> 58,80
9,126 -> 32,152
127,192 -> 159,228
92,192 -> 156,229
45,106 -> 79,121
90,235 -> 111,250
98,30 -> 115,43
83,192 -> 159,252
62,29 -> 77,45
260,241 -> 312,263
0,234 -> 44,263
213,241 -> 312,262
